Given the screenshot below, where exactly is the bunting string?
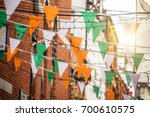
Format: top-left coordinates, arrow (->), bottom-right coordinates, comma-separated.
1,19 -> 150,50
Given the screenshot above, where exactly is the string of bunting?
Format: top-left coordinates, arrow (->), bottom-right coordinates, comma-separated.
0,1 -> 147,99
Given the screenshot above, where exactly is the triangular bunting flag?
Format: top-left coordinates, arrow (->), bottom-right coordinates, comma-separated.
54,60 -> 59,73
98,41 -> 110,58
14,23 -> 27,40
105,71 -> 115,86
92,22 -> 106,42
36,44 -> 46,56
131,73 -> 141,90
33,54 -> 44,69
58,61 -> 68,77
106,90 -> 115,100
58,34 -> 70,49
63,77 -> 70,89
0,52 -> 5,61
76,50 -> 88,64
10,38 -> 20,54
48,71 -> 55,83
77,65 -> 92,81
123,94 -> 130,100
100,68 -> 111,80
29,16 -> 42,36
43,30 -> 55,49
44,6 -> 59,28
0,10 -> 7,29
84,67 -> 92,81
104,52 -> 115,68
133,53 -> 144,71
77,64 -> 87,78
93,86 -> 100,98
14,57 -> 21,71
125,71 -> 132,86
69,36 -> 82,54
4,0 -> 21,20
7,46 -> 18,62
31,54 -> 38,78
78,81 -> 85,94
82,12 -> 97,33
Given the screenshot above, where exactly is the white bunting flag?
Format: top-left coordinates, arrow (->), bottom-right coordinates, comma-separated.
123,94 -> 130,100
43,30 -> 55,49
100,68 -> 110,80
104,52 -> 115,68
58,34 -> 70,49
131,73 -> 141,90
58,61 -> 68,77
10,38 -> 20,54
77,81 -> 85,94
31,55 -> 38,78
4,0 -> 22,20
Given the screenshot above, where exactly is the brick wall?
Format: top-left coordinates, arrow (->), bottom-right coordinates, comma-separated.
0,0 -> 72,100
0,0 -> 33,99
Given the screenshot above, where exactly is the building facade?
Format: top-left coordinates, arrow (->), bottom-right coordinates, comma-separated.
0,0 -> 72,100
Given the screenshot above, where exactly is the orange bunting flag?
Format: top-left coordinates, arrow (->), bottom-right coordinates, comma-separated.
76,50 -> 88,64
77,64 -> 87,78
69,36 -> 82,54
44,6 -> 59,28
84,67 -> 92,81
106,90 -> 115,100
29,16 -> 43,36
77,65 -> 92,81
14,57 -> 21,71
63,77 -> 70,89
7,47 -> 18,62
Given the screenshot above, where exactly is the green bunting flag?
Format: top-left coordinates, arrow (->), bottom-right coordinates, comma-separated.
54,60 -> 59,73
14,23 -> 27,40
0,10 -> 7,29
33,54 -> 44,69
98,41 -> 110,58
37,44 -> 47,56
0,52 -> 5,61
82,12 -> 96,33
92,22 -> 106,42
48,71 -> 55,83
133,53 -> 144,71
105,71 -> 115,86
93,86 -> 100,98
125,71 -> 132,86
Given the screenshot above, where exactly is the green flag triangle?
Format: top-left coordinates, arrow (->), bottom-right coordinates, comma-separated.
133,53 -> 144,71
14,23 -> 27,40
105,71 -> 115,86
0,52 -> 5,61
54,60 -> 59,73
37,44 -> 47,56
92,22 -> 106,42
0,10 -> 7,29
125,71 -> 132,86
48,71 -> 55,83
93,86 -> 100,98
82,12 -> 96,33
33,54 -> 44,69
98,41 -> 110,58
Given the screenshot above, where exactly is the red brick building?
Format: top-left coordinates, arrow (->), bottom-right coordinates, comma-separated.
0,0 -> 72,100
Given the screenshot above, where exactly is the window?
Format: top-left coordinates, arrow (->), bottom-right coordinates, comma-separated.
0,78 -> 13,94
0,26 -> 8,52
20,90 -> 28,100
